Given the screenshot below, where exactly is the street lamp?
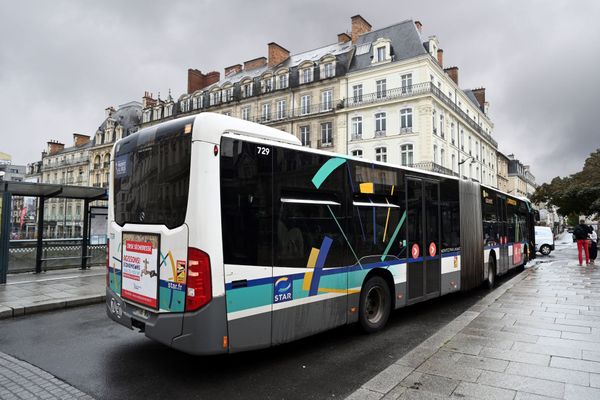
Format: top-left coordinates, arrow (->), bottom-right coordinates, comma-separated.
458,155 -> 474,179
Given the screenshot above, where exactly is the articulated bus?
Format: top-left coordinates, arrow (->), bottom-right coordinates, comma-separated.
106,113 -> 536,355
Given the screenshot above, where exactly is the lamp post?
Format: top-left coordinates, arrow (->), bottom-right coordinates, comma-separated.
458,155 -> 473,179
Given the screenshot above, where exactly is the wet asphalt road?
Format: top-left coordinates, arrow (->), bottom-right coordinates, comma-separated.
0,274 -> 518,400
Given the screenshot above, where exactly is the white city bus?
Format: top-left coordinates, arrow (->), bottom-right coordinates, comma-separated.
106,113 -> 535,355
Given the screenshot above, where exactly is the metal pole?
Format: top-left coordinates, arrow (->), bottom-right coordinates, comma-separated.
35,196 -> 45,274
0,190 -> 12,284
81,198 -> 89,270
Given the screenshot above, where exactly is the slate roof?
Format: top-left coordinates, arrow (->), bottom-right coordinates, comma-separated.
96,101 -> 142,139
349,19 -> 428,72
463,90 -> 481,109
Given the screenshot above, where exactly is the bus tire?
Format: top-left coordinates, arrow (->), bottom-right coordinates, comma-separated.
486,257 -> 496,289
359,276 -> 391,333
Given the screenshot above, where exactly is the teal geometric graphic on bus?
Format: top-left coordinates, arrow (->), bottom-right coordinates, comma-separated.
381,210 -> 407,262
312,157 -> 347,189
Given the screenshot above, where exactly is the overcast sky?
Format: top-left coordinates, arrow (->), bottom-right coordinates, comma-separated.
1,0 -> 599,183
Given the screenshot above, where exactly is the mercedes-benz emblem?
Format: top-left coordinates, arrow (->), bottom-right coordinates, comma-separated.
138,211 -> 145,222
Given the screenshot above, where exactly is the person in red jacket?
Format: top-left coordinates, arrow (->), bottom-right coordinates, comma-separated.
574,220 -> 591,266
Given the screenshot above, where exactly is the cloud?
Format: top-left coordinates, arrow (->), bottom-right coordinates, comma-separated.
1,0 -> 598,184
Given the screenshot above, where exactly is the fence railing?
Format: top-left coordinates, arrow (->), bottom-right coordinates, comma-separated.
8,238 -> 106,273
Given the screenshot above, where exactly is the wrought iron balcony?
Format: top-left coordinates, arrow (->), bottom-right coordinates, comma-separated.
318,139 -> 334,149
347,82 -> 497,148
350,133 -> 363,141
408,162 -> 458,177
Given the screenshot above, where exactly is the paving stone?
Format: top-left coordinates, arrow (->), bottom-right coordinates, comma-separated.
400,371 -> 460,396
455,354 -> 509,373
480,347 -> 550,366
501,325 -> 561,338
416,356 -> 482,383
514,391 -> 560,400
395,346 -> 438,369
561,331 -> 600,342
564,384 -> 600,400
582,350 -> 600,362
515,318 -> 592,333
346,388 -> 384,400
537,336 -> 600,352
380,384 -> 407,400
363,364 -> 414,394
398,388 -> 448,400
452,381 -> 516,400
590,373 -> 600,388
477,370 -> 565,398
550,356 -> 600,373
448,333 -> 514,350
511,341 -> 582,359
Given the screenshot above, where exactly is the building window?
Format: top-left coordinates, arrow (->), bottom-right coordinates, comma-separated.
468,136 -> 472,155
241,106 -> 251,121
440,148 -> 445,167
262,103 -> 271,122
460,129 -> 465,150
242,82 -> 253,98
375,147 -> 387,162
376,46 -> 386,62
301,95 -> 311,115
351,149 -> 363,158
225,88 -> 233,101
351,116 -> 363,139
376,79 -> 387,99
476,141 -> 480,160
352,84 -> 363,103
300,126 -> 310,146
301,68 -> 313,84
401,144 -> 413,166
400,108 -> 412,133
277,74 -> 288,89
321,90 -> 332,111
439,113 -> 444,138
323,63 -> 334,78
262,77 -> 273,93
451,122 -> 455,145
320,122 -> 332,147
401,74 -> 412,94
432,109 -> 437,134
433,144 -> 438,164
452,154 -> 456,172
276,100 -> 286,120
375,112 -> 386,135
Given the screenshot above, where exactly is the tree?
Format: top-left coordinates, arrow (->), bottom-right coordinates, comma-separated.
531,149 -> 600,217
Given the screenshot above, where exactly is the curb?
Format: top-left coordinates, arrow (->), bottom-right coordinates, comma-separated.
0,295 -> 106,320
346,266 -> 535,399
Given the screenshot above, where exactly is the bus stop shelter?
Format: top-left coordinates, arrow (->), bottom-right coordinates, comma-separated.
0,181 -> 107,283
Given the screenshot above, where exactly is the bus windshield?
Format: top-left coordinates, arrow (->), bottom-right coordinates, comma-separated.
113,117 -> 194,229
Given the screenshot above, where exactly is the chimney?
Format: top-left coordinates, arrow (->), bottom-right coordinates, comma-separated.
244,57 -> 267,70
187,69 -> 221,94
224,64 -> 242,77
142,91 -> 157,108
414,21 -> 422,34
472,87 -> 486,112
73,134 -> 90,147
105,106 -> 116,118
351,15 -> 372,44
437,49 -> 444,67
337,32 -> 351,43
268,42 -> 290,67
444,66 -> 459,85
47,140 -> 65,155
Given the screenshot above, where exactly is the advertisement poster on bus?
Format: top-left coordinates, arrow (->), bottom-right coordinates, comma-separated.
121,232 -> 160,309
513,242 -> 523,265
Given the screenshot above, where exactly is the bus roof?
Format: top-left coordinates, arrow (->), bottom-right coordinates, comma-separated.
193,113 -> 301,146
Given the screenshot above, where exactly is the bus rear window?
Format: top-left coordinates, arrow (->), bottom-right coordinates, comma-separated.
113,117 -> 194,229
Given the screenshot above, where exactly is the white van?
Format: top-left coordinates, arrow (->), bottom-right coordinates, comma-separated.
535,226 -> 555,255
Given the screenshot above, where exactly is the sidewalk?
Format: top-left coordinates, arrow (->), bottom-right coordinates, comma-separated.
0,267 -> 105,319
348,243 -> 600,400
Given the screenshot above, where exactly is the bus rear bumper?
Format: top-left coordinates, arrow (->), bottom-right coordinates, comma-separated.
106,287 -> 228,355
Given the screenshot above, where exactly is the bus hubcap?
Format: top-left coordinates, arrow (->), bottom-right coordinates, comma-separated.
366,286 -> 384,324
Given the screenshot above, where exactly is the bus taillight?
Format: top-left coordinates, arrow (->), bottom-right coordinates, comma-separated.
186,247 -> 212,312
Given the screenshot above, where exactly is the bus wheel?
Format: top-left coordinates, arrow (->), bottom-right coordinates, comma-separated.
486,258 -> 496,289
359,276 -> 391,333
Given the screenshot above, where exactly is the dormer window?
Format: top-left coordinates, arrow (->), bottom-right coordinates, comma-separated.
371,38 -> 391,64
277,73 -> 288,89
299,63 -> 314,84
261,76 -> 273,93
241,80 -> 253,98
323,63 -> 334,78
224,87 -> 233,102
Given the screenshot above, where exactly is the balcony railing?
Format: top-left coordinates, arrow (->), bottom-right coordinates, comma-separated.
318,139 -> 334,149
348,82 -> 497,147
350,133 -> 362,141
400,127 -> 413,134
408,162 -> 458,177
253,101 -> 335,124
374,131 -> 386,138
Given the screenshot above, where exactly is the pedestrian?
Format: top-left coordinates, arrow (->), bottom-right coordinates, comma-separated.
573,220 -> 591,266
589,227 -> 598,265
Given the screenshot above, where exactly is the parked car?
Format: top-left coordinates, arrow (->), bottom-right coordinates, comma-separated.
535,226 -> 555,255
